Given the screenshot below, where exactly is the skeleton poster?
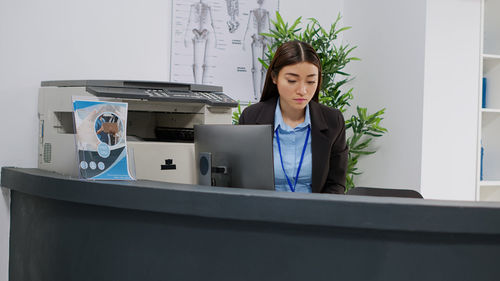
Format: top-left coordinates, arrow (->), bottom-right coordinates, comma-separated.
170,0 -> 279,103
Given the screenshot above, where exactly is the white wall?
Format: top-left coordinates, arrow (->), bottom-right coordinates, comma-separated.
342,0 -> 481,200
484,0 -> 500,55
0,1 -> 343,280
342,0 -> 427,191
279,0 -> 343,28
420,0 -> 481,200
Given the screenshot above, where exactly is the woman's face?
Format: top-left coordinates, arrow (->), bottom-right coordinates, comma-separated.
272,62 -> 319,114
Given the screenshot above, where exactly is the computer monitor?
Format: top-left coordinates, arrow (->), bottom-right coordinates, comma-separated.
194,124 -> 274,190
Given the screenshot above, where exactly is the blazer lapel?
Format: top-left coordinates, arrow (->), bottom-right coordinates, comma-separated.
309,101 -> 330,193
255,96 -> 278,125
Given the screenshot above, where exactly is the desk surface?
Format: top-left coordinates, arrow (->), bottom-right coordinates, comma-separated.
2,167 -> 500,235
5,167 -> 500,281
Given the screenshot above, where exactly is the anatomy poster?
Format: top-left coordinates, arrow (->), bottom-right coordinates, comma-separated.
170,0 -> 279,103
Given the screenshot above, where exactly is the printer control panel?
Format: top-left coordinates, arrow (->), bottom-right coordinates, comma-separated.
86,86 -> 238,107
144,89 -> 236,105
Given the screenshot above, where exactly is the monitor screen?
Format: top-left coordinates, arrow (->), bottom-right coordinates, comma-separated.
194,124 -> 274,190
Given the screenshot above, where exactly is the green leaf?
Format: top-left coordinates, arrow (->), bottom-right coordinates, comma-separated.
232,101 -> 243,125
276,11 -> 284,25
258,58 -> 269,69
290,16 -> 302,31
350,150 -> 376,155
334,26 -> 352,35
260,32 -> 276,38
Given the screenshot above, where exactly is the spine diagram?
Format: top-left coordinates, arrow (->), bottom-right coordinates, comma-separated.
225,0 -> 240,33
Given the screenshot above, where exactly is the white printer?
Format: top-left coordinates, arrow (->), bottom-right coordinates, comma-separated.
38,80 -> 237,184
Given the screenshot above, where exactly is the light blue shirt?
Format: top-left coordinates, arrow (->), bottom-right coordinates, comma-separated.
273,98 -> 312,193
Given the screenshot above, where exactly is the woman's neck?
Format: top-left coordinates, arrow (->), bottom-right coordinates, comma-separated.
279,102 -> 305,129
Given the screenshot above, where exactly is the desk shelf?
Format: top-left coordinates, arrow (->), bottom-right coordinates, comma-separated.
478,182 -> 500,201
483,54 -> 500,73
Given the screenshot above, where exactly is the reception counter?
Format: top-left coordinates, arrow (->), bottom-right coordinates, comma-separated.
2,167 -> 500,281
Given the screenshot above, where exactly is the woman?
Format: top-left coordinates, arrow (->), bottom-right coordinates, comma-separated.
239,40 -> 348,194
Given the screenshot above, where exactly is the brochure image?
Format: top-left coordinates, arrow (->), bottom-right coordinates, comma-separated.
72,99 -> 134,180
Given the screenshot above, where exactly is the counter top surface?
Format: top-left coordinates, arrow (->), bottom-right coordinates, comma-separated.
2,167 -> 500,235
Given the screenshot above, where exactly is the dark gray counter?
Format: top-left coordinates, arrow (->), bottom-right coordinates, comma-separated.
2,167 -> 500,281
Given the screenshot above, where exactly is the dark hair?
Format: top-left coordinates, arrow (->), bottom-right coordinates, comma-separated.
260,40 -> 322,102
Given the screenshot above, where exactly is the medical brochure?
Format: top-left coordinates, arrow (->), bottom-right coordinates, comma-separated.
72,99 -> 134,180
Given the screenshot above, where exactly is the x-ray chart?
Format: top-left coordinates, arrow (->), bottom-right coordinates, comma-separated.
170,0 -> 279,103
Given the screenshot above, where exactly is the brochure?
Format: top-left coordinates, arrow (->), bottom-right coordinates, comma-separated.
72,99 -> 134,180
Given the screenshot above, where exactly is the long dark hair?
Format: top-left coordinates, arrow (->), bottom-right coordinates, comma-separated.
260,40 -> 322,102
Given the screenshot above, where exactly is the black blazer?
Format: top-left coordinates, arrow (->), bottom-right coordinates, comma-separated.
239,96 -> 348,194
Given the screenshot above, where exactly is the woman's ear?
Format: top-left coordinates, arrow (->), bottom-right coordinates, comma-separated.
271,72 -> 277,84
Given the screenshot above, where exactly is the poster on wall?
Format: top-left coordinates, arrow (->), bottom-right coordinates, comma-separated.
72,99 -> 134,180
170,0 -> 279,103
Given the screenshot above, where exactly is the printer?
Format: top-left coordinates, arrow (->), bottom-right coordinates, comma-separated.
38,80 -> 237,184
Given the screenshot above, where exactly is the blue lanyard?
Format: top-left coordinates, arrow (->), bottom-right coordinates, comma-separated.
275,125 -> 311,192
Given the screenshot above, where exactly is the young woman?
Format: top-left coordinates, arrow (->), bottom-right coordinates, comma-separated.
239,40 -> 348,194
